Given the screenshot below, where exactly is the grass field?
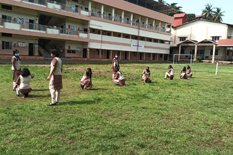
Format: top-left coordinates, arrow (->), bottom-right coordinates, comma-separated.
1,62 -> 233,154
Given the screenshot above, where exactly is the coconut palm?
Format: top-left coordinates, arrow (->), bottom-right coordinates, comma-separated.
158,0 -> 167,5
167,3 -> 182,11
213,7 -> 225,22
202,3 -> 214,20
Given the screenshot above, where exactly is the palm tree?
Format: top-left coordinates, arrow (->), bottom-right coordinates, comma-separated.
213,7 -> 225,22
202,3 -> 214,20
167,3 -> 182,11
158,0 -> 166,5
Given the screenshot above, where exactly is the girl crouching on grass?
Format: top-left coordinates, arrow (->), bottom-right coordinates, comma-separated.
186,65 -> 193,78
15,68 -> 34,98
180,67 -> 187,79
142,67 -> 151,83
112,67 -> 126,86
80,68 -> 93,90
165,65 -> 174,80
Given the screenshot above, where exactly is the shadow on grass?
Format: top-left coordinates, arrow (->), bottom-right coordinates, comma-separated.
88,88 -> 108,91
33,89 -> 48,91
29,94 -> 51,98
57,100 -> 97,106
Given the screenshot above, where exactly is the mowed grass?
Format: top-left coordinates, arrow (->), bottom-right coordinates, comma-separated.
1,62 -> 233,154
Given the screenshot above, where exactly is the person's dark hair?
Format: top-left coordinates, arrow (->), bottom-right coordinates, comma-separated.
169,65 -> 173,69
86,68 -> 92,78
115,67 -> 119,73
13,49 -> 19,55
183,67 -> 186,72
51,49 -> 59,57
146,66 -> 150,72
187,65 -> 191,69
21,68 -> 31,77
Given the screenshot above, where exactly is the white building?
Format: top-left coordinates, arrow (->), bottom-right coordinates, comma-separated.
170,16 -> 233,63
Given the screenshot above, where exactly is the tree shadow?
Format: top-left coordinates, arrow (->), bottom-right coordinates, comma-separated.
29,94 -> 51,98
57,100 -> 97,106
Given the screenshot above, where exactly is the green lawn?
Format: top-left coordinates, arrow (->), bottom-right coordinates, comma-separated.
1,62 -> 233,154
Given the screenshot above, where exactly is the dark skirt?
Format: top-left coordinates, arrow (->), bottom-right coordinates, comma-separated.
12,69 -> 21,82
53,75 -> 63,90
80,79 -> 92,88
119,79 -> 126,86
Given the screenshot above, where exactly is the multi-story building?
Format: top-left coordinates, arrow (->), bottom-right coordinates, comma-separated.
170,13 -> 233,63
0,0 -> 176,62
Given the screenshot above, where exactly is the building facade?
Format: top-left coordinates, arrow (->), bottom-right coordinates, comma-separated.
170,16 -> 233,63
0,0 -> 175,62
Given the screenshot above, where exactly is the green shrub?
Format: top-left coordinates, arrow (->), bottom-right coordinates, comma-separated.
195,56 -> 203,63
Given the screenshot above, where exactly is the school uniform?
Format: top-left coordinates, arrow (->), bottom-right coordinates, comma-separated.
49,57 -> 63,104
12,56 -> 21,89
142,70 -> 152,83
165,68 -> 174,79
16,74 -> 34,97
80,72 -> 92,89
187,68 -> 193,77
112,57 -> 119,79
113,71 -> 126,86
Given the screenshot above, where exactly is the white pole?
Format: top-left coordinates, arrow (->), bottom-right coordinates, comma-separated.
215,62 -> 218,75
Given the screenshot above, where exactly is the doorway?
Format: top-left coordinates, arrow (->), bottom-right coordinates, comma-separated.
29,19 -> 34,29
28,43 -> 34,56
125,52 -> 127,60
83,48 -> 87,58
107,50 -> 110,59
140,53 -> 142,60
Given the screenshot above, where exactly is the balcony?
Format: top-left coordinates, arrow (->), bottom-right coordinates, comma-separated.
0,18 -> 88,39
91,11 -> 171,34
19,0 -> 89,17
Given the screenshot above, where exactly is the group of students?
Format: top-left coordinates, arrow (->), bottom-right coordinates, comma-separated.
165,65 -> 193,80
11,49 -> 193,106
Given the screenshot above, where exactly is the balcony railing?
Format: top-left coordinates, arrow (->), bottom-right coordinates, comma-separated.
1,19 -> 87,37
22,0 -> 89,16
90,11 -> 171,34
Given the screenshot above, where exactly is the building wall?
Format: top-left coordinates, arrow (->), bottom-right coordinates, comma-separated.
64,41 -> 88,58
171,21 -> 228,46
0,34 -> 38,56
228,26 -> 233,38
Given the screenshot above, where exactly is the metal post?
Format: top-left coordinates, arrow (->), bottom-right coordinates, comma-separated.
215,62 -> 218,75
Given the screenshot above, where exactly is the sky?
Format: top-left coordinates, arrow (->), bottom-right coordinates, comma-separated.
165,0 -> 233,24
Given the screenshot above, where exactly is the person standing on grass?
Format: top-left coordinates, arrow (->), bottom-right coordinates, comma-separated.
12,49 -> 21,91
165,65 -> 174,80
111,54 -> 119,80
15,68 -> 34,98
142,66 -> 151,83
186,65 -> 193,78
80,68 -> 93,90
47,49 -> 63,106
180,66 -> 187,79
112,67 -> 126,86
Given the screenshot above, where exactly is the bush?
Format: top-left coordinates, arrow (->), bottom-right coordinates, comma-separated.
195,56 -> 203,63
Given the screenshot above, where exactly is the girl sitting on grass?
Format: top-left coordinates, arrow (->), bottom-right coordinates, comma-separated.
180,67 -> 187,79
112,67 -> 126,86
186,65 -> 193,78
164,65 -> 174,80
142,66 -> 151,83
15,68 -> 34,98
80,68 -> 93,90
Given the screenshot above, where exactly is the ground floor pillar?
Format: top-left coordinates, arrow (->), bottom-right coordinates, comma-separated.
128,52 -> 131,61
212,45 -> 216,63
222,48 -> 226,61
87,49 -> 90,59
194,45 -> 197,61
178,45 -> 181,61
99,50 -> 101,60
150,53 -> 153,61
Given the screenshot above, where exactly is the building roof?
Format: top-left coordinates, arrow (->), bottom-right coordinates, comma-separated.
195,15 -> 203,18
218,39 -> 233,46
124,0 -> 179,14
174,13 -> 187,18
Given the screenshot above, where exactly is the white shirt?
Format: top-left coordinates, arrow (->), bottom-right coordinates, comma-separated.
19,75 -> 32,89
117,71 -> 124,80
11,56 -> 21,70
50,57 -> 62,75
170,68 -> 174,75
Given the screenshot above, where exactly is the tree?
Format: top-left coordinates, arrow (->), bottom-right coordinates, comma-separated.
213,7 -> 225,22
167,3 -> 182,11
187,14 -> 196,22
158,0 -> 167,5
202,3 -> 214,20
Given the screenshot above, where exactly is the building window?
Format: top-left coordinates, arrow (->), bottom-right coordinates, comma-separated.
134,52 -> 137,57
179,37 -> 186,41
160,54 -> 163,58
96,49 -> 99,55
72,50 -> 76,53
181,49 -> 185,54
210,50 -> 218,55
2,33 -> 12,37
1,5 -> 12,10
67,50 -> 71,53
212,36 -> 220,41
2,41 -> 12,50
2,15 -> 12,23
227,51 -> 229,56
